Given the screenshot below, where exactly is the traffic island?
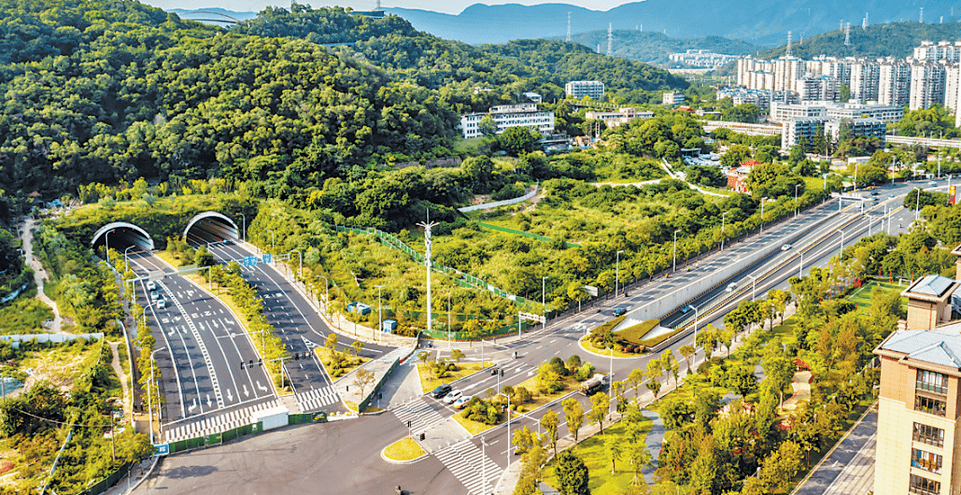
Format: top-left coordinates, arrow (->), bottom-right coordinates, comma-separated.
381,437 -> 428,464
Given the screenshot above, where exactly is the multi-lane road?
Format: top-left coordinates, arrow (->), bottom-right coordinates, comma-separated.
126,251 -> 277,442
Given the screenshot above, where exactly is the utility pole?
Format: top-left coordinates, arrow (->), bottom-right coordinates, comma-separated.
417,216 -> 439,335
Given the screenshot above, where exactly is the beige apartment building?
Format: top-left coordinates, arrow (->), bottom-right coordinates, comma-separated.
874,250 -> 961,495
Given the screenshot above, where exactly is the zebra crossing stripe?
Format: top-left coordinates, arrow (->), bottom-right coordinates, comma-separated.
165,400 -> 279,443
434,440 -> 502,495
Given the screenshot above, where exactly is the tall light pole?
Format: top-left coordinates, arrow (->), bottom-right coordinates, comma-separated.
853,162 -> 859,193
720,212 -> 728,251
747,274 -> 756,301
417,217 -> 439,335
615,250 -> 623,297
481,435 -> 488,495
938,151 -> 942,177
316,275 -> 329,315
292,250 -> 302,277
269,230 -> 276,252
374,285 -> 384,335
672,231 -> 681,272
691,304 -> 700,361
838,229 -> 845,260
759,198 -> 766,233
148,347 -> 167,444
797,250 -> 803,279
916,187 -> 922,220
238,213 -> 246,243
448,292 -> 452,350
124,245 -> 135,273
541,276 -> 548,330
794,184 -> 801,218
105,229 -> 113,263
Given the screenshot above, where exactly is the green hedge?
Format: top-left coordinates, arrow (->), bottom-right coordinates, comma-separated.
615,318 -> 660,344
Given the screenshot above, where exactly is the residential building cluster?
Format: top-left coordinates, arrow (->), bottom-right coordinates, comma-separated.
584,107 -> 654,128
736,41 -> 961,124
874,246 -> 961,495
668,49 -> 742,68
564,80 -> 605,100
459,103 -> 555,139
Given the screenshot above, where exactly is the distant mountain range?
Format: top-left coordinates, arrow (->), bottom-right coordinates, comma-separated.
385,1 -> 956,47
555,30 -> 762,65
755,21 -> 961,60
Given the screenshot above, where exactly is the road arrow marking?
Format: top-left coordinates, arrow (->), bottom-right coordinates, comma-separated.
257,381 -> 268,392
206,394 -> 212,408
243,384 -> 250,398
226,389 -> 233,402
188,399 -> 197,412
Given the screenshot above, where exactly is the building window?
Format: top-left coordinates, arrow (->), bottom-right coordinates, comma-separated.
909,474 -> 941,495
912,448 -> 943,474
914,423 -> 945,447
917,370 -> 949,395
915,395 -> 947,416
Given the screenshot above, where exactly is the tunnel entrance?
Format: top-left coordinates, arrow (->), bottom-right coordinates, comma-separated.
90,222 -> 155,259
184,212 -> 240,246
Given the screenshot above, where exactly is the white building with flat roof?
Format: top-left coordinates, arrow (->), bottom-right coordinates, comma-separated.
584,107 -> 653,128
460,103 -> 554,139
565,81 -> 605,100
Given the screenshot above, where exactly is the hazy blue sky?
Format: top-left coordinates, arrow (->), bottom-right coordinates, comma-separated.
141,0 -> 633,15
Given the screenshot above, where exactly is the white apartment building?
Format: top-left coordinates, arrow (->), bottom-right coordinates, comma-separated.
910,62 -> 948,110
914,40 -> 961,63
781,116 -> 887,152
663,91 -> 686,106
459,103 -> 555,139
850,61 -> 881,102
565,80 -> 605,100
823,117 -> 887,142
781,118 -> 825,152
945,65 -> 961,113
774,57 -> 804,92
798,75 -> 840,102
825,102 -> 904,123
879,59 -> 912,107
769,102 -> 828,122
584,107 -> 653,128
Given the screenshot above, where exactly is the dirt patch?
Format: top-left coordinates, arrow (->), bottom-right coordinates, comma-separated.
0,461 -> 15,475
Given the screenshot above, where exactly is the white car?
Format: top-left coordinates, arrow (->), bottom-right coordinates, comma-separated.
725,282 -> 737,293
151,291 -> 160,301
147,281 -> 156,291
157,299 -> 166,309
453,396 -> 473,409
443,390 -> 462,404
780,244 -> 792,252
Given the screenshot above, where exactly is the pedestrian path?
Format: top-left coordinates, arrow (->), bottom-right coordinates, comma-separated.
296,385 -> 339,412
391,398 -> 447,436
164,400 -> 278,443
435,439 -> 503,495
822,432 -> 876,495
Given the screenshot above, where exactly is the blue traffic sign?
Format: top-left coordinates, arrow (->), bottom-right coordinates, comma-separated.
242,256 -> 257,267
262,253 -> 272,264
154,443 -> 169,456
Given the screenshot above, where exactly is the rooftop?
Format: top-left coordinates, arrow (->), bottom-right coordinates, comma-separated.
879,322 -> 961,368
903,274 -> 957,299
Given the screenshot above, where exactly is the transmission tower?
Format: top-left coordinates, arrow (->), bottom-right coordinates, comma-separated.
786,31 -> 792,57
607,23 -> 613,56
417,216 -> 439,336
862,13 -> 868,30
566,12 -> 571,42
375,0 -> 382,10
920,7 -> 923,23
844,23 -> 851,45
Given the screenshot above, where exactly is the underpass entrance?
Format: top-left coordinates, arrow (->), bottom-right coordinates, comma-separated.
184,212 -> 241,246
91,222 -> 155,259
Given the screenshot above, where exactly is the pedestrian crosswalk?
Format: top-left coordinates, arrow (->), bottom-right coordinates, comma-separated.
435,439 -> 503,495
391,398 -> 447,436
164,400 -> 279,443
296,386 -> 340,412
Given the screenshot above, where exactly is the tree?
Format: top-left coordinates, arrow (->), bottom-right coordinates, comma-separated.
478,114 -> 497,137
350,340 -> 364,357
555,450 -> 590,495
678,345 -> 695,376
626,432 -> 653,486
325,333 -> 338,350
498,126 -> 542,156
604,433 -> 625,474
627,368 -> 645,399
541,409 -> 560,458
352,368 -> 375,403
451,349 -> 465,363
513,426 -> 536,455
589,392 -> 610,435
537,361 -> 565,394
563,397 -> 585,445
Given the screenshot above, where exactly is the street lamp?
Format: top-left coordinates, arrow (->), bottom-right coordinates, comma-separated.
124,245 -> 135,273
691,303 -> 700,361
853,162 -> 859,193
615,250 -> 623,297
374,285 -> 385,336
291,250 -> 303,277
541,276 -> 548,330
148,347 -> 167,445
316,275 -> 330,315
797,250 -> 803,279
759,198 -> 766,233
838,229 -> 845,260
269,230 -> 276,252
672,231 -> 681,272
747,274 -> 756,301
915,187 -> 922,220
105,229 -> 114,263
794,184 -> 801,218
720,212 -> 728,251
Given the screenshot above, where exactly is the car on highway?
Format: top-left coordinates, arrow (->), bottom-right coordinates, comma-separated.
151,291 -> 160,301
725,282 -> 737,293
929,181 -> 938,186
157,299 -> 166,309
430,383 -> 452,399
452,396 -> 473,409
147,280 -> 156,291
680,305 -> 692,314
889,195 -> 896,200
613,308 -> 627,317
442,390 -> 462,404
780,244 -> 792,251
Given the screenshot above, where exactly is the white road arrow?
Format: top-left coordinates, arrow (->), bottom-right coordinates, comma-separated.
188,398 -> 198,412
206,394 -> 212,408
256,381 -> 268,392
243,384 -> 250,398
226,389 -> 233,402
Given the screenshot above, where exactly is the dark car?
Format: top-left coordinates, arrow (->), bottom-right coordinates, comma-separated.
430,383 -> 452,399
613,308 -> 627,317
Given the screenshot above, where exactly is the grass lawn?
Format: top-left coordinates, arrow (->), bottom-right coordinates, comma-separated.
845,279 -> 905,310
383,437 -> 426,461
315,346 -> 371,379
0,289 -> 53,335
416,361 -> 492,394
512,374 -> 586,414
542,416 -> 653,494
453,413 -> 497,435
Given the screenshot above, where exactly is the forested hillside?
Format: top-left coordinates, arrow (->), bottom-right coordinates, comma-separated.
558,30 -> 762,66
756,21 -> 961,59
0,0 -> 686,202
